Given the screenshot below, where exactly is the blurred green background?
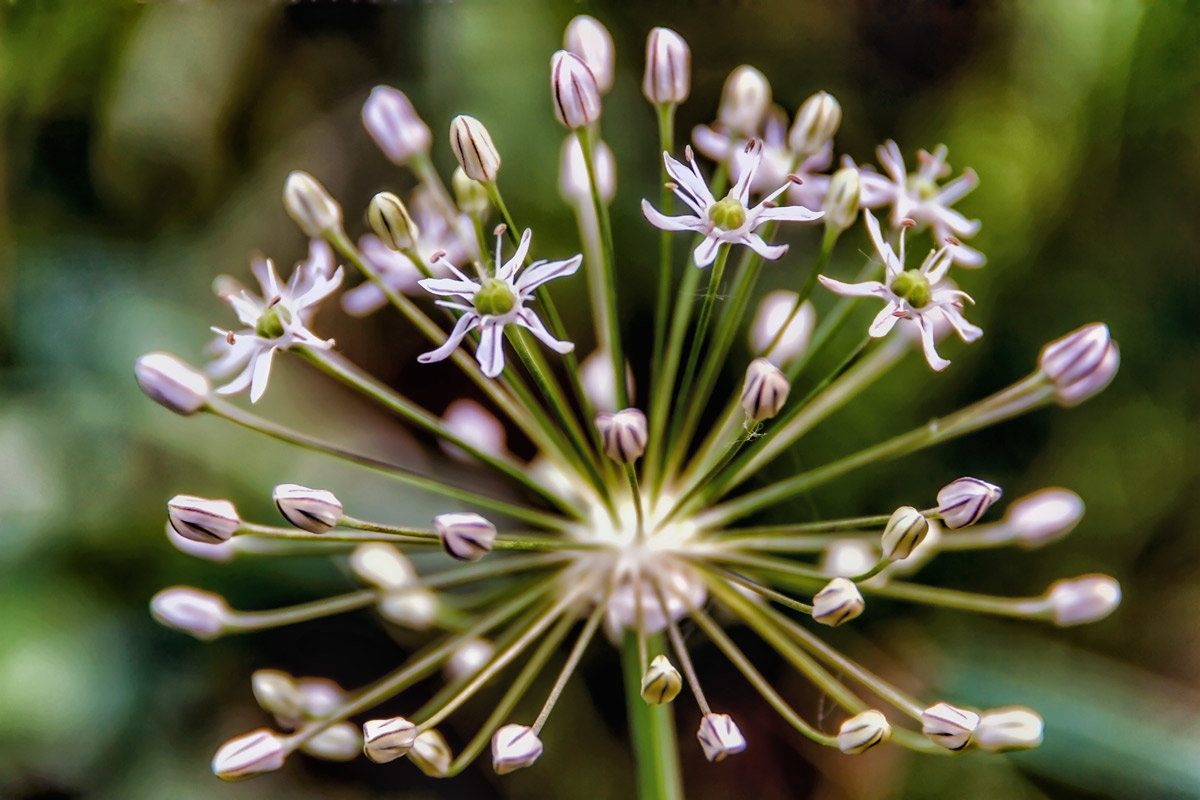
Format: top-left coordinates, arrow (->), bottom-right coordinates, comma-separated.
2,1 -> 1198,798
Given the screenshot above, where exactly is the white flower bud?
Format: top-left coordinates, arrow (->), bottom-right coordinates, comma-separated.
282,170 -> 343,238
640,654 -> 683,705
368,191 -> 419,252
811,577 -> 864,627
452,167 -> 490,215
491,723 -> 544,774
820,539 -> 878,578
559,134 -> 617,206
822,167 -> 861,232
151,587 -> 231,640
564,15 -> 614,94
251,669 -> 302,722
301,722 -> 362,762
740,358 -> 790,421
445,637 -> 494,683
378,591 -> 439,631
408,729 -> 452,777
449,115 -> 501,183
1005,488 -> 1084,547
718,66 -> 770,137
750,291 -> 815,366
1038,323 -> 1120,407
295,676 -> 345,719
363,716 -> 418,763
211,729 -> 286,781
1046,574 -> 1120,626
788,91 -> 841,157
135,352 -> 210,415
434,512 -> 497,562
362,86 -> 431,165
441,398 -> 508,462
837,710 -> 891,754
881,506 -> 929,561
579,349 -> 633,413
697,713 -> 747,762
550,50 -> 602,130
936,477 -> 1002,529
165,522 -> 235,563
975,706 -> 1044,752
350,543 -> 416,590
596,408 -> 648,464
643,27 -> 690,106
167,495 -> 240,544
273,483 -> 342,534
921,702 -> 980,751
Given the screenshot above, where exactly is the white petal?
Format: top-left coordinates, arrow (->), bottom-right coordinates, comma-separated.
249,348 -> 277,403
691,125 -> 733,162
862,210 -> 903,279
340,283 -> 388,317
915,314 -> 951,371
662,152 -> 715,209
516,254 -> 582,294
641,199 -> 703,233
515,308 -> 574,354
817,274 -> 887,298
419,277 -> 480,298
476,320 -> 507,378
869,301 -> 903,337
692,235 -> 722,268
743,233 -> 788,261
876,139 -> 907,184
755,203 -> 824,224
418,312 -> 479,365
497,229 -> 533,283
932,204 -> 982,239
937,168 -> 978,205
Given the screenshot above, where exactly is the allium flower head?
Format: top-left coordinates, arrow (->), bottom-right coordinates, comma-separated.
139,18 -> 1121,791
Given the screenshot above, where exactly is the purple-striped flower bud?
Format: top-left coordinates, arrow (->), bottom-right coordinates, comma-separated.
168,495 -> 240,544
921,702 -> 980,751
643,27 -> 690,106
434,512 -> 497,562
837,710 -> 891,754
283,171 -> 343,238
697,713 -> 747,762
936,477 -> 1002,529
564,15 -> 614,94
368,191 -> 419,252
718,66 -> 770,137
301,722 -> 361,762
1046,574 -> 1121,625
450,115 -> 501,183
811,577 -> 864,626
363,716 -> 417,763
740,358 -> 790,421
596,408 -> 648,464
975,706 -> 1044,752
551,50 -> 602,130
789,91 -> 841,158
273,484 -> 342,534
408,729 -> 452,777
362,86 -> 432,165
881,506 -> 929,560
1038,323 -> 1119,406
135,352 -> 210,415
212,729 -> 286,781
491,723 -> 544,774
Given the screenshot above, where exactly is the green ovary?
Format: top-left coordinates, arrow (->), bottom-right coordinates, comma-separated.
890,270 -> 932,308
474,278 -> 517,316
707,194 -> 746,231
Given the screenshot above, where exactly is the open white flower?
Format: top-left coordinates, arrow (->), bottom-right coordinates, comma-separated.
818,209 -> 981,371
857,140 -> 984,266
208,241 -> 343,402
418,228 -> 580,378
641,140 -> 822,268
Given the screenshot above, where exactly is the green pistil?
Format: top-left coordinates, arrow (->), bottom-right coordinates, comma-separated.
474,278 -> 517,316
707,193 -> 746,231
256,304 -> 288,338
890,270 -> 932,308
908,176 -> 938,201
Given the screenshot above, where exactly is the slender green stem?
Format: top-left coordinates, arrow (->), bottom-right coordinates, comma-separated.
531,584 -> 610,733
230,590 -> 379,631
651,103 -> 676,407
622,632 -> 684,800
643,265 -> 701,491
762,226 -> 838,359
859,580 -> 1050,619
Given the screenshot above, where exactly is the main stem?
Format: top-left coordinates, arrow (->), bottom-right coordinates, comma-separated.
622,632 -> 684,800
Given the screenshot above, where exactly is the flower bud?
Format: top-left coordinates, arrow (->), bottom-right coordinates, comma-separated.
445,637 -> 494,683
881,506 -> 929,561
643,27 -> 690,106
408,729 -> 452,777
450,115 -> 501,183
837,710 -> 891,754
295,676 -> 345,719
1005,488 -> 1084,547
975,706 -> 1044,752
579,349 -> 633,413
1046,574 -> 1120,626
211,729 -> 286,781
1038,323 -> 1119,407
596,408 -> 648,464
362,86 -> 432,165
697,713 -> 747,762
811,577 -> 864,626
491,723 -> 544,774
750,291 -> 815,366
368,192 -> 419,252
936,477 -> 1002,530
820,539 -> 878,578
135,352 -> 210,415
379,591 -> 439,630
350,543 -> 416,590
564,15 -> 614,94
301,722 -> 362,762
550,50 -> 602,130
741,358 -> 790,421
166,522 -> 236,563
441,399 -> 508,462
640,654 -> 682,705
434,512 -> 497,562
559,134 -> 617,206
363,716 -> 418,763
718,66 -> 770,136
252,669 -> 302,721
283,171 -> 343,238
167,495 -> 240,544
921,702 -> 980,751
788,91 -> 841,158
273,483 -> 342,534
151,587 -> 231,640
822,167 -> 860,232
452,167 -> 490,215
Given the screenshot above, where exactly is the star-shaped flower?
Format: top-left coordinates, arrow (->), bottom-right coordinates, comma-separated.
641,140 -> 823,268
817,209 -> 981,371
208,241 -> 344,402
856,140 -> 984,267
417,228 -> 579,378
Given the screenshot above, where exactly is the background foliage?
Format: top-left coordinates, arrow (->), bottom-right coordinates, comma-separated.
1,1 -> 1198,798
